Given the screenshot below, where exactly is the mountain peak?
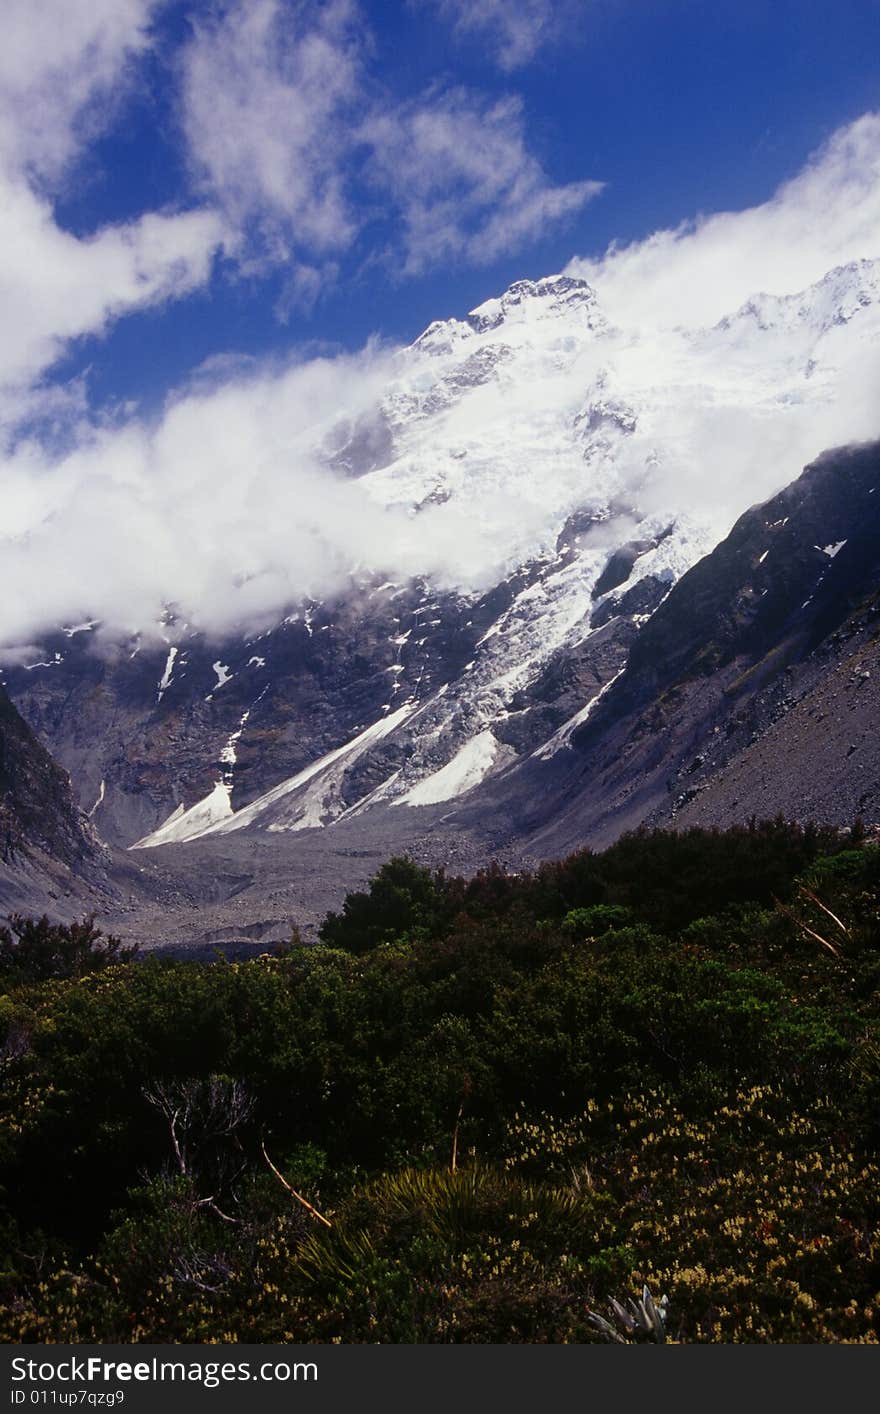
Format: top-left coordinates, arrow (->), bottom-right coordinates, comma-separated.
711,256 -> 880,339
412,274 -> 603,355
467,274 -> 601,333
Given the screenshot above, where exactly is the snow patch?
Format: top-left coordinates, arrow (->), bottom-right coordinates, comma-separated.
206,661 -> 232,698
219,686 -> 269,779
24,652 -> 63,670
220,710 -> 250,770
130,781 -> 233,849
157,647 -> 177,702
398,731 -> 500,806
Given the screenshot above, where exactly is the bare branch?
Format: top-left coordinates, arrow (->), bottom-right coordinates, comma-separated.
451,1101 -> 464,1174
797,884 -> 850,937
773,896 -> 841,958
261,1139 -> 332,1228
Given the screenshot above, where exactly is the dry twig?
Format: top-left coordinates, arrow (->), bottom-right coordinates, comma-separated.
797,885 -> 850,938
261,1139 -> 332,1228
773,896 -> 841,957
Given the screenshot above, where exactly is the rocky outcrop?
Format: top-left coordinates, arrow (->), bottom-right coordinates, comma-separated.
514,440 -> 880,855
0,683 -> 113,914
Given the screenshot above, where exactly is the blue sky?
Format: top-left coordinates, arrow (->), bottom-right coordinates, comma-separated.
14,0 -> 880,418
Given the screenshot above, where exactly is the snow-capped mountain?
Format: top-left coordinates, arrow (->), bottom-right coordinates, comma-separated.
5,259 -> 880,854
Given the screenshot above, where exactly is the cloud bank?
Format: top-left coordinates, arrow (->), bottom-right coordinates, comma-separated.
568,115 -> 880,329
1,341 -> 528,648
3,115 -> 880,656
1,1 -> 879,661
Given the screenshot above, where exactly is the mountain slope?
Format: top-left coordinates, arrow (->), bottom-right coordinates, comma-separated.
8,439 -> 876,950
510,440 -> 880,856
4,260 -> 880,863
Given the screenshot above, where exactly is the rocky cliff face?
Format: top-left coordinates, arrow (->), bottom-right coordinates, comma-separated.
507,440 -> 880,857
0,683 -> 110,914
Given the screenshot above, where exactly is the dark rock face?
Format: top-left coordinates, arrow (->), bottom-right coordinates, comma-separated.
4,583 -> 487,846
608,443 -> 880,705
511,441 -> 880,857
0,683 -> 94,868
590,573 -> 669,630
0,682 -> 114,916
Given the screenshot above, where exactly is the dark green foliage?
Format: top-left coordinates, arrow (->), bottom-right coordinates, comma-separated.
541,818 -> 839,931
437,819 -> 841,933
318,855 -> 445,953
0,822 -> 877,1342
561,904 -> 633,936
0,913 -> 136,987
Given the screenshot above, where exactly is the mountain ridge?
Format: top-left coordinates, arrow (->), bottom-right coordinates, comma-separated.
1,259 -> 878,942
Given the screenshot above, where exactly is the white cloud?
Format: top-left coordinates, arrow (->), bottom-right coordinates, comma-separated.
3,77 -> 879,658
0,177 -> 225,402
0,325 -> 592,650
0,0 -> 164,178
0,345 -> 416,645
362,89 -> 602,273
180,0 -> 361,254
569,113 -> 880,329
179,0 -> 601,277
420,0 -> 563,71
0,0 -> 227,411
